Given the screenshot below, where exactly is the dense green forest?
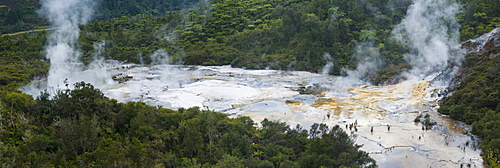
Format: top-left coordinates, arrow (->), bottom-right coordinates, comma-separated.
0,32 -> 49,91
0,82 -> 375,167
74,0 -> 500,80
0,0 -> 48,34
458,0 -> 500,41
79,0 -> 413,77
1,0 -> 500,166
2,0 -> 499,74
95,0 -> 199,20
0,0 -> 198,34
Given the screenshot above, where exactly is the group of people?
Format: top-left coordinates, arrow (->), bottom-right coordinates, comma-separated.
345,120 -> 359,132
344,120 -> 392,134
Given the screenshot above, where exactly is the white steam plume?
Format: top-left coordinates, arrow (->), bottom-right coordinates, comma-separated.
150,49 -> 170,65
320,53 -> 334,76
331,42 -> 383,89
38,0 -> 97,90
345,42 -> 384,82
392,0 -> 463,83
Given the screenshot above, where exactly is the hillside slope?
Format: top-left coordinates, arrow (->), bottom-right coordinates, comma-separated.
439,27 -> 500,167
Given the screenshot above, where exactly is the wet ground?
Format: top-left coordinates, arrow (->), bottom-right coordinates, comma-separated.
25,64 -> 484,167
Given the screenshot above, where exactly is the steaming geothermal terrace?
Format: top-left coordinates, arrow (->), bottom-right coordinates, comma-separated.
93,64 -> 482,168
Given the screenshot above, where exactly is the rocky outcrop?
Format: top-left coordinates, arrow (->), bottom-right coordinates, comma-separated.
462,27 -> 500,55
431,27 -> 500,92
373,28 -> 500,87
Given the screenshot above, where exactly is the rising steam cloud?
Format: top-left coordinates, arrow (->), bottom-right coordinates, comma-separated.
38,0 -> 97,90
341,0 -> 462,87
346,41 -> 384,81
392,0 -> 463,82
320,53 -> 334,76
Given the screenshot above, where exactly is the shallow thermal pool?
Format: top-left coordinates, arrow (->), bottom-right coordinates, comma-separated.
26,64 -> 484,167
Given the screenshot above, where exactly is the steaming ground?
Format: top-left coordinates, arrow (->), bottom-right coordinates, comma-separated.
30,64 -> 478,168
38,0 -> 99,91
26,0 -> 481,167
392,0 -> 463,81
